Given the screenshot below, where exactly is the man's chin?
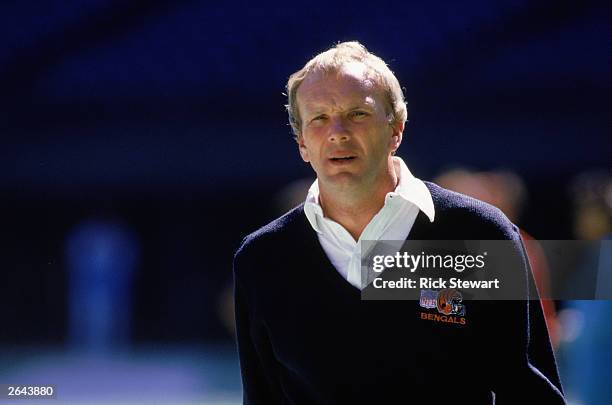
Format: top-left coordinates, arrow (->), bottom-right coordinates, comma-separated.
319,171 -> 365,189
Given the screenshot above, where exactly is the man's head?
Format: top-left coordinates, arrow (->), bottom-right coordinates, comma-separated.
286,41 -> 407,139
286,42 -> 407,192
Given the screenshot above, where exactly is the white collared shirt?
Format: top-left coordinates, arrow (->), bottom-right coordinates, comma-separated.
304,156 -> 435,290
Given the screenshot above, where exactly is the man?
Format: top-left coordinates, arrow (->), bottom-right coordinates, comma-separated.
233,42 -> 565,404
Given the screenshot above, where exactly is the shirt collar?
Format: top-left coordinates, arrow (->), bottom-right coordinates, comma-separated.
304,156 -> 435,233
304,180 -> 325,233
389,156 -> 435,222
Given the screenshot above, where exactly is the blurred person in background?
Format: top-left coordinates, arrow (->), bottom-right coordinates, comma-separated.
233,41 -> 565,403
434,168 -> 560,348
558,171 -> 612,404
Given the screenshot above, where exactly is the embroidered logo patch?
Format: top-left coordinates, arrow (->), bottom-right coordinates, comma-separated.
419,289 -> 438,309
419,289 -> 467,325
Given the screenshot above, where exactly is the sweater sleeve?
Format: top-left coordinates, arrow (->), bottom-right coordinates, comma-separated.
233,250 -> 285,404
492,233 -> 566,404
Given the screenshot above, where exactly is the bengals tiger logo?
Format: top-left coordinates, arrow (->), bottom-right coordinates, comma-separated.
436,289 -> 465,316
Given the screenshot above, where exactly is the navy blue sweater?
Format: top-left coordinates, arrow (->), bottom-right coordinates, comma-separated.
233,182 -> 565,404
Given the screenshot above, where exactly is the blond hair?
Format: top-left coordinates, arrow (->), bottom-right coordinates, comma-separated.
286,41 -> 407,138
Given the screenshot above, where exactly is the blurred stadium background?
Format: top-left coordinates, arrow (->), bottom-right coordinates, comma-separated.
0,1 -> 610,404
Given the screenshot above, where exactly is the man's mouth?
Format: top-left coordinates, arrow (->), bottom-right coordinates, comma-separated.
330,156 -> 356,161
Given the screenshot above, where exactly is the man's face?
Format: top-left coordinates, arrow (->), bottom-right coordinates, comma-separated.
296,62 -> 403,192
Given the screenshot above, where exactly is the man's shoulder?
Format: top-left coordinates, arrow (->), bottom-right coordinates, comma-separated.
234,203 -> 306,262
423,181 -> 519,239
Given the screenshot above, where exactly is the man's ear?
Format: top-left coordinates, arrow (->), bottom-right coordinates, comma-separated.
389,120 -> 404,153
296,134 -> 310,162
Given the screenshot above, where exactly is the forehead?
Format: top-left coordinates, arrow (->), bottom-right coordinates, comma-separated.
297,62 -> 384,112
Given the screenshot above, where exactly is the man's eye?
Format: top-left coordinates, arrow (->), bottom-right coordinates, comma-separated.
350,111 -> 368,119
311,115 -> 327,122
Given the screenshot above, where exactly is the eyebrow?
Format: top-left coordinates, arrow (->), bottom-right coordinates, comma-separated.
303,100 -> 376,115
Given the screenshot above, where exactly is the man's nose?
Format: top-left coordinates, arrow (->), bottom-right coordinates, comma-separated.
327,117 -> 350,142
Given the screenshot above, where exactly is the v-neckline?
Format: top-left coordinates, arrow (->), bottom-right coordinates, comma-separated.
298,207 -> 434,294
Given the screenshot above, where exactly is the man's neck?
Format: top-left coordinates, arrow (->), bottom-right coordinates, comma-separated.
318,162 -> 398,241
